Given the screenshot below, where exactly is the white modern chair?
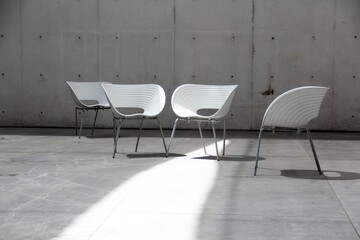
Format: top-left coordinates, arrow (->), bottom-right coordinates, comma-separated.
166,84 -> 238,160
254,86 -> 330,176
67,81 -> 111,138
102,83 -> 167,158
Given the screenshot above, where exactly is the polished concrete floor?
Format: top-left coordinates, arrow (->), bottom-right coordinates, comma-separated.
0,127 -> 359,240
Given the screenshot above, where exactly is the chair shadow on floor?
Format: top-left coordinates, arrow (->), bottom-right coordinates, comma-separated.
192,155 -> 265,162
281,169 -> 360,180
126,153 -> 265,161
126,153 -> 186,158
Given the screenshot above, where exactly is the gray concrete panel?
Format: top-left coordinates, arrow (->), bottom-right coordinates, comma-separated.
332,0 -> 360,131
99,32 -> 120,82
176,0 -> 252,32
118,32 -> 165,84
0,0 -> 22,126
57,0 -> 98,32
99,0 -> 174,32
21,1 -> 62,126
62,32 -> 99,83
21,0 -> 62,34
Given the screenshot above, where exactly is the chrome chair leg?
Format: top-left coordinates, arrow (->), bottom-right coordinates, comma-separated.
198,122 -> 207,155
113,118 -> 121,158
91,108 -> 99,135
79,109 -> 85,139
211,124 -> 220,161
306,128 -> 322,175
75,108 -> 78,136
135,118 -> 144,152
254,127 -> 264,176
157,118 -> 168,153
166,118 -> 179,157
112,116 -> 116,146
222,120 -> 226,156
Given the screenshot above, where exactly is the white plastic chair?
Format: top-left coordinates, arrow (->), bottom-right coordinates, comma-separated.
67,81 -> 111,138
166,84 -> 238,160
254,86 -> 330,176
102,83 -> 167,158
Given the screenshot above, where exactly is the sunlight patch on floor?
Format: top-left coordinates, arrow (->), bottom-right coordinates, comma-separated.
52,140 -> 230,240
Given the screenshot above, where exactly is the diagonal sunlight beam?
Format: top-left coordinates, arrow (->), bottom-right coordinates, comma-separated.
52,140 -> 230,240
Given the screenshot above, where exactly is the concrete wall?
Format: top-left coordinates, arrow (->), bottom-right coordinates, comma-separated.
0,0 -> 359,130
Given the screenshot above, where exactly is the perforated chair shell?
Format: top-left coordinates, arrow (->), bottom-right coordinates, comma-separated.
166,84 -> 238,160
102,84 -> 166,118
262,86 -> 329,129
66,81 -> 111,138
254,86 -> 329,176
67,81 -> 110,108
171,84 -> 238,119
102,84 -> 167,157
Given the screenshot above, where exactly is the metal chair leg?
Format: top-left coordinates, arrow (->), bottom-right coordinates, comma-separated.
254,127 -> 264,176
113,118 -> 121,158
91,108 -> 99,135
166,118 -> 179,157
211,124 -> 220,161
112,117 -> 117,156
135,118 -> 144,152
222,120 -> 226,156
198,122 -> 207,155
75,108 -> 78,136
79,109 -> 85,139
112,116 -> 116,141
157,118 -> 168,153
306,128 -> 322,175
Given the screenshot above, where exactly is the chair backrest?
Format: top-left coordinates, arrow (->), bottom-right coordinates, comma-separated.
67,81 -> 110,107
262,86 -> 329,128
171,84 -> 238,119
102,84 -> 166,118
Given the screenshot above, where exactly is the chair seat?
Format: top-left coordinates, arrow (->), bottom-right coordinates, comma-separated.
81,103 -> 110,108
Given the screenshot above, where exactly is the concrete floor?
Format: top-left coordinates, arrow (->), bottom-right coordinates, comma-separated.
0,127 -> 359,240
